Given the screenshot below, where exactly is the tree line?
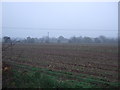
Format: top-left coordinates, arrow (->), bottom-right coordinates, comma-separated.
2,35 -> 118,44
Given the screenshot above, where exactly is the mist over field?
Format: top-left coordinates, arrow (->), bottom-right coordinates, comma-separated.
2,2 -> 118,38
2,2 -> 119,88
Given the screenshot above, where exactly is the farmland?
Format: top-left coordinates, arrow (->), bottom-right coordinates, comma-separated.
2,43 -> 119,88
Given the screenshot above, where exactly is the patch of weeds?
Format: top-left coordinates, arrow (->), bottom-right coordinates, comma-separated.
4,64 -> 119,88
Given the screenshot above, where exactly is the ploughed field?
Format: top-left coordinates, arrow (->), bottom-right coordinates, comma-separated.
2,43 -> 119,88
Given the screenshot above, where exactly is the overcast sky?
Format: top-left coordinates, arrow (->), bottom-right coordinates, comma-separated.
2,2 -> 118,38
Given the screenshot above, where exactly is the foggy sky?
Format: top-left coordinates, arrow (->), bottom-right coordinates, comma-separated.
2,2 -> 118,38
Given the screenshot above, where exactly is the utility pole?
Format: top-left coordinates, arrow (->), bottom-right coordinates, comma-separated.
48,32 -> 49,39
48,32 -> 49,43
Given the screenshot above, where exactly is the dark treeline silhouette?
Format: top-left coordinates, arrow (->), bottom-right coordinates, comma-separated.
2,35 -> 118,44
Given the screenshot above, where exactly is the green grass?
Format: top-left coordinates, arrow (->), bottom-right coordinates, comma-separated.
3,62 -> 120,88
6,70 -> 96,88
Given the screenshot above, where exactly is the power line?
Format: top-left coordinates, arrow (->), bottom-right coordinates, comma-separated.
2,26 -> 117,31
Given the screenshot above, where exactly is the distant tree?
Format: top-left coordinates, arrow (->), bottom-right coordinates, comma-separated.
57,39 -> 61,43
40,38 -> 44,43
83,37 -> 93,43
3,36 -> 11,43
45,40 -> 49,43
94,38 -> 101,43
44,36 -> 49,43
26,37 -> 35,43
58,36 -> 64,39
99,35 -> 106,43
27,37 -> 31,43
50,37 -> 58,43
106,38 -> 117,43
68,39 -> 72,43
34,38 -> 39,43
31,38 -> 35,43
77,36 -> 83,43
57,36 -> 65,43
69,36 -> 77,43
69,36 -> 84,43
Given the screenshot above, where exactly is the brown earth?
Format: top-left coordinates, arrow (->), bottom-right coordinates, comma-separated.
2,43 -> 118,82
